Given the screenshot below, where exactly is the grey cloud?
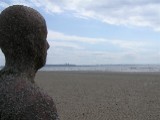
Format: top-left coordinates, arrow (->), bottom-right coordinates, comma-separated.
60,0 -> 160,31
2,0 -> 160,31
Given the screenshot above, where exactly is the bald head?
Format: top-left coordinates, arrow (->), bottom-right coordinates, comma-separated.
0,5 -> 49,70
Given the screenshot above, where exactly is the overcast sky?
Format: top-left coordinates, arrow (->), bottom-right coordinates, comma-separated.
0,0 -> 160,65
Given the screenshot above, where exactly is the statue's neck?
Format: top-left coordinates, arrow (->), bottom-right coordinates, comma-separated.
1,64 -> 37,83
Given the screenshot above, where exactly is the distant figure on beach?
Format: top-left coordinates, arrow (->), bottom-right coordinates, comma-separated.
0,5 -> 59,119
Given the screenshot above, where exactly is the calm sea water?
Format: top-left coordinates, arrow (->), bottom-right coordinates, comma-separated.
39,64 -> 160,72
1,64 -> 160,72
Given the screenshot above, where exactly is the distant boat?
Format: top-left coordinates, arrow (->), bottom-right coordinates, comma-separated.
45,64 -> 76,67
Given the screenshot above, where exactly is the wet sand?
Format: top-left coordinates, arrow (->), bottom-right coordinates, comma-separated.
35,71 -> 160,120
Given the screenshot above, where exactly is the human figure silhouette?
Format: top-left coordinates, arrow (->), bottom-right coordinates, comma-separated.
0,5 -> 59,120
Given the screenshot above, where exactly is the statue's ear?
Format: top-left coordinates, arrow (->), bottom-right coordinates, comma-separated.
24,34 -> 37,56
25,34 -> 35,47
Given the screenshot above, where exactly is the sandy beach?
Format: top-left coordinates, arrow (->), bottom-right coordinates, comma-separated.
35,71 -> 160,120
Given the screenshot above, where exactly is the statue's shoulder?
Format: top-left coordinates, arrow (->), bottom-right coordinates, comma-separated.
15,82 -> 59,119
0,78 -> 59,119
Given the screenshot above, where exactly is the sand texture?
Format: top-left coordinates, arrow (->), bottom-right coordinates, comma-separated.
35,71 -> 160,120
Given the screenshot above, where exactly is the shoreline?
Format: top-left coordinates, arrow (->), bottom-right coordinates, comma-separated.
38,70 -> 160,75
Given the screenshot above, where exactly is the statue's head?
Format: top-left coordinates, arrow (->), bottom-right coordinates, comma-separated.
0,5 -> 49,70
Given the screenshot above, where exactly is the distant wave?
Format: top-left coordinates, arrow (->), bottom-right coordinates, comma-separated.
40,64 -> 160,72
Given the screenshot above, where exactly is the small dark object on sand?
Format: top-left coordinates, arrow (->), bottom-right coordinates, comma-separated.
0,5 -> 59,120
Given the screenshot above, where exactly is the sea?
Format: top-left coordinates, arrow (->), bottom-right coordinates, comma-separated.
1,64 -> 160,72
39,64 -> 160,72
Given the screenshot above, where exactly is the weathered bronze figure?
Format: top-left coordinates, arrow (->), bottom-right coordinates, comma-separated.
0,5 -> 59,120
